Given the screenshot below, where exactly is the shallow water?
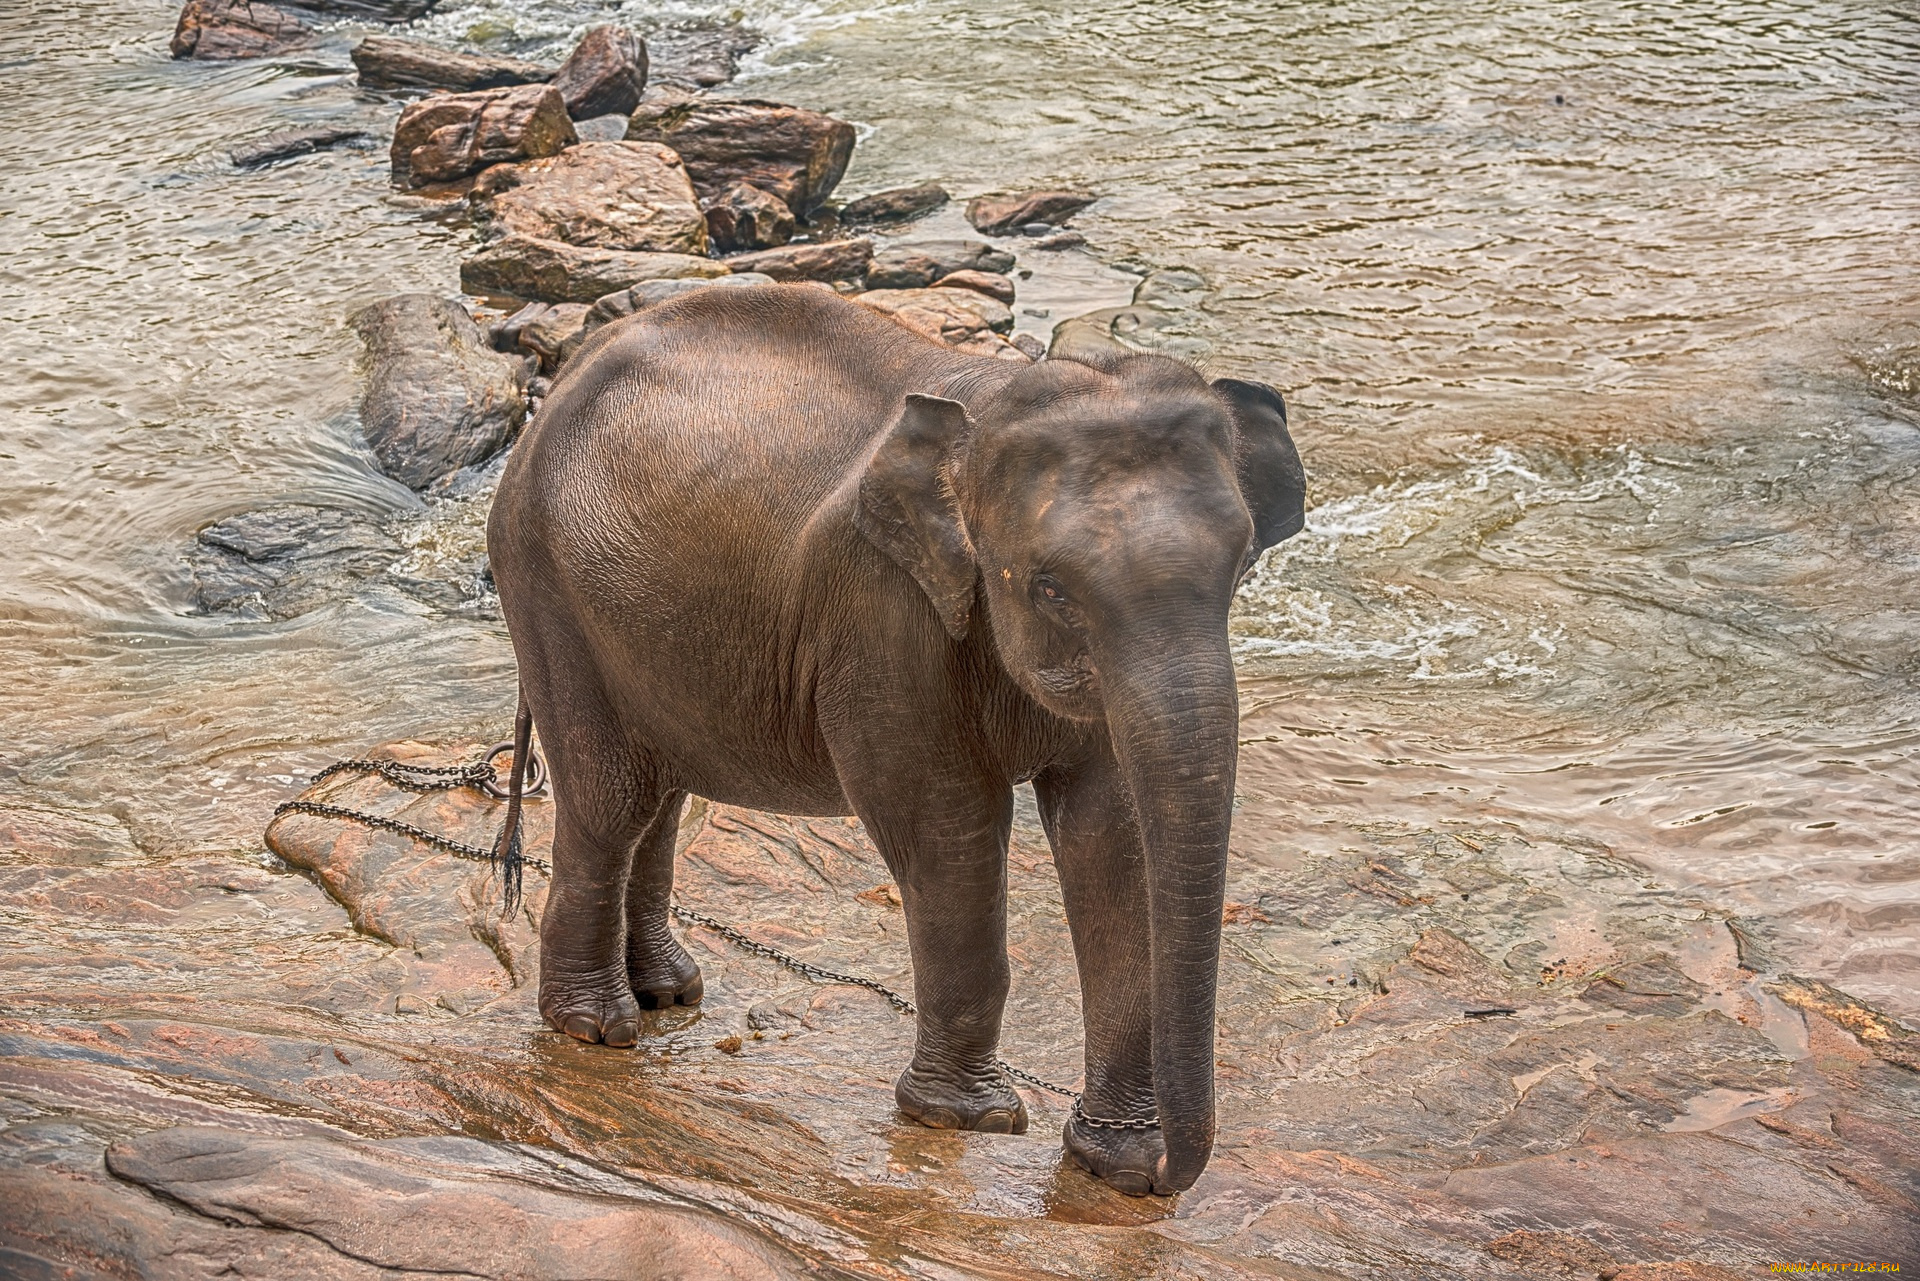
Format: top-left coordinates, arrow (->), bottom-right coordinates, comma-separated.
0,0 -> 1916,1014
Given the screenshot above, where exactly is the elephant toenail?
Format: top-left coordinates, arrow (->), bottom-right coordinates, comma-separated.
562,1015 -> 600,1043
1107,1170 -> 1153,1197
604,1020 -> 639,1048
1067,1149 -> 1094,1174
918,1107 -> 960,1129
977,1108 -> 1015,1134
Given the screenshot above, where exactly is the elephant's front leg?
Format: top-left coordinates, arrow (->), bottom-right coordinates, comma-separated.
858,781 -> 1027,1134
1035,743 -> 1166,1196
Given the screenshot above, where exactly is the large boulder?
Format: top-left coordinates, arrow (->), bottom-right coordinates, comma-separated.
624,90 -> 854,216
389,84 -> 576,188
351,36 -> 555,93
461,234 -> 727,303
840,183 -> 949,227
965,189 -> 1096,236
170,0 -> 310,60
471,141 -> 707,255
854,287 -> 1025,360
865,239 -> 1015,290
719,239 -> 871,283
350,295 -> 529,490
551,25 -> 648,120
703,182 -> 794,253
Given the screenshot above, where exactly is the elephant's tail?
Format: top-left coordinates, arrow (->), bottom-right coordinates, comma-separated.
490,687 -> 535,917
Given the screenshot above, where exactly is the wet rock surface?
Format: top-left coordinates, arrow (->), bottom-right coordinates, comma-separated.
705,181 -> 797,253
867,239 -> 1017,290
721,238 -> 872,283
966,189 -> 1097,236
625,90 -> 856,217
389,84 -> 576,188
169,0 -> 310,60
351,35 -> 555,94
842,183 -> 951,227
551,25 -> 649,121
471,140 -> 708,256
461,233 -> 728,303
229,125 -> 371,168
185,504 -> 400,618
856,287 -> 1025,359
350,293 -> 528,490
644,22 -> 758,89
10,719 -> 1910,1276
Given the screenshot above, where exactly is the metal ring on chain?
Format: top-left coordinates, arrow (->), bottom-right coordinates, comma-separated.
276,747 -> 1088,1106
479,740 -> 548,800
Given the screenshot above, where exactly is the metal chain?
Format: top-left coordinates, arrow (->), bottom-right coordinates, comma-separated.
273,755 -> 1157,1127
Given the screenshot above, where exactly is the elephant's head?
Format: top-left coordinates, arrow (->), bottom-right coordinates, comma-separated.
857,353 -> 1306,1191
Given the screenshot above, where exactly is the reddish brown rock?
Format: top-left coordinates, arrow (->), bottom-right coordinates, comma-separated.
721,238 -> 871,283
461,233 -> 727,303
965,189 -> 1096,236
854,287 -> 1025,360
866,240 -> 1015,290
930,269 -> 1014,304
841,183 -> 949,227
351,35 -> 555,93
551,25 -> 649,120
471,141 -> 707,255
704,182 -> 795,253
169,0 -> 309,60
390,84 -> 577,188
516,303 -> 590,374
624,89 -> 855,216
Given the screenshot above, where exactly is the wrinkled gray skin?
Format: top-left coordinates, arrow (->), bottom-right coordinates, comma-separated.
488,284 -> 1305,1196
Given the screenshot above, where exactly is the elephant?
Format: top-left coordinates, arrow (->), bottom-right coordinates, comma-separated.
486,283 -> 1306,1196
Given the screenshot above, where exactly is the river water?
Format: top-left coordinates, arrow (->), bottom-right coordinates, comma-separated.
1,0 -> 1916,1017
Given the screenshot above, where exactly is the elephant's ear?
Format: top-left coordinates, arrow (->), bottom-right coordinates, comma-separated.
856,393 -> 978,640
1213,377 -> 1307,556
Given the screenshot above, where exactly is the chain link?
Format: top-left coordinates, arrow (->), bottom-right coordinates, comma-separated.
272,755 -> 1158,1127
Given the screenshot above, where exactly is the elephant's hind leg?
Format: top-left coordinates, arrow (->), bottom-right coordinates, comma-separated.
623,790 -> 704,1009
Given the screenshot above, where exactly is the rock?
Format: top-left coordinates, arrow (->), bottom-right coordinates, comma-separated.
186,505 -> 399,618
965,189 -> 1097,236
624,90 -> 855,216
551,25 -> 648,120
840,183 -> 949,227
580,272 -> 777,330
169,0 -> 309,60
704,182 -> 795,253
517,303 -> 589,374
645,22 -> 758,88
471,141 -> 707,256
1049,267 -> 1213,361
461,234 -> 728,304
930,269 -> 1014,303
103,1127 -> 816,1279
229,126 -> 370,168
1030,231 -> 1087,251
389,85 -> 576,189
1010,331 -> 1047,361
296,0 -> 433,18
351,36 -> 555,93
854,287 -> 1024,360
349,294 -> 529,489
865,239 -> 1015,290
719,239 -> 871,283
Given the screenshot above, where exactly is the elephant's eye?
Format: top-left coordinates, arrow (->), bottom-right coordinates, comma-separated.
1034,574 -> 1069,606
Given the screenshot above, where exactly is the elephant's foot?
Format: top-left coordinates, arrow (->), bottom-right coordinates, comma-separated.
896,1059 -> 1029,1133
540,966 -> 641,1048
1064,1107 -> 1170,1197
625,927 -> 704,1010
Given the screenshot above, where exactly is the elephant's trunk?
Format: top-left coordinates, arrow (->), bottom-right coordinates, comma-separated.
1096,622 -> 1238,1193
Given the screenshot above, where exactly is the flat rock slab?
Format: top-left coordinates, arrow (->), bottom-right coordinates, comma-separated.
462,233 -> 728,304
472,140 -> 707,256
867,239 -> 1016,290
856,287 -> 1026,360
5,729 -> 1918,1277
721,238 -> 871,283
352,35 -> 555,93
966,190 -> 1097,236
351,294 -> 528,490
842,183 -> 951,227
625,90 -> 855,216
229,125 -> 371,168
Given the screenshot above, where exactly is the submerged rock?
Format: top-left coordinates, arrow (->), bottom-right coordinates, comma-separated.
840,183 -> 949,227
350,294 -> 529,490
720,239 -> 871,283
389,84 -> 576,188
471,141 -> 708,256
866,240 -> 1016,290
551,25 -> 649,121
1049,267 -> 1213,361
461,234 -> 728,304
170,0 -> 310,60
645,22 -> 758,88
624,90 -> 855,216
351,35 -> 555,93
229,126 -> 370,168
703,182 -> 795,253
965,189 -> 1097,236
186,504 -> 399,618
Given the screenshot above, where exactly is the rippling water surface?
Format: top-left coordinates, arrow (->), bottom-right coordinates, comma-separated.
1,0 -> 1915,1014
